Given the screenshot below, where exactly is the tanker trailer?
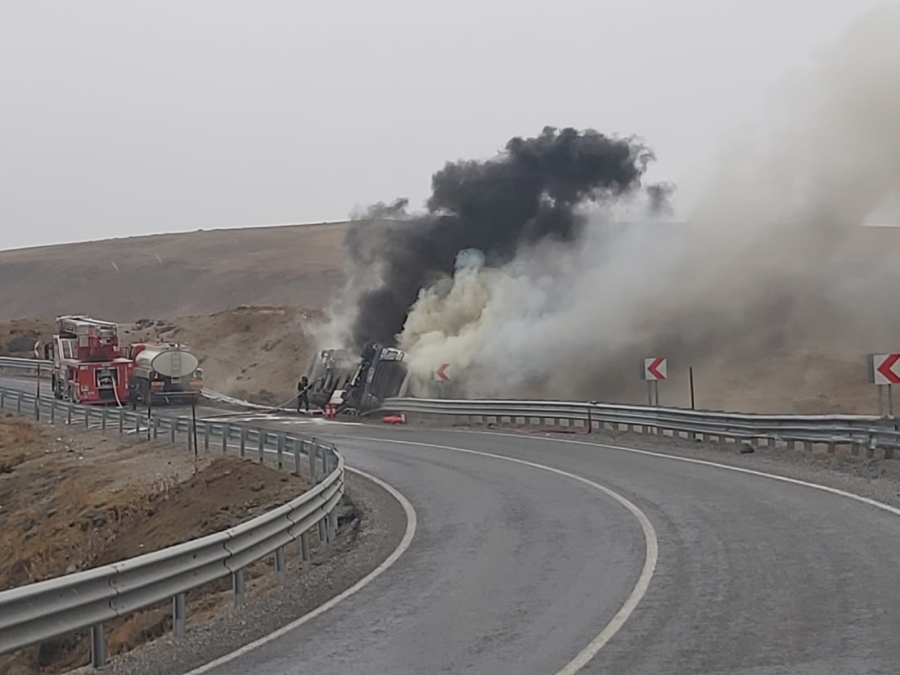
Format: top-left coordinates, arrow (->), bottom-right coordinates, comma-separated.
126,343 -> 203,406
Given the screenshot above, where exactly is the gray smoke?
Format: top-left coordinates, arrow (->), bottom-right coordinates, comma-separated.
320,4 -> 900,406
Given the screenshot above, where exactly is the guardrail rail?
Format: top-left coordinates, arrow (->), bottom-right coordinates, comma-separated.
379,397 -> 900,457
0,383 -> 344,669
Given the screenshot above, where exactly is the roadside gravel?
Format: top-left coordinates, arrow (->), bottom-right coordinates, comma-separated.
75,470 -> 408,675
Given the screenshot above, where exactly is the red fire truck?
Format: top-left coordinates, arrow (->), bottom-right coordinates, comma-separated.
47,315 -> 134,405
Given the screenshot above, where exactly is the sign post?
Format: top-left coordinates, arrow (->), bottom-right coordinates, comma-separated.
433,364 -> 450,398
868,354 -> 900,417
689,366 -> 695,410
643,357 -> 666,407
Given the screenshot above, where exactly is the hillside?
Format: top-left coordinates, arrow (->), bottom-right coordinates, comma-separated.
1,222 -> 898,415
0,221 -> 351,320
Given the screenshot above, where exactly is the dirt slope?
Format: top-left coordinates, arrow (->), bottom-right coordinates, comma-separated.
0,418 -> 318,675
0,221 -> 351,320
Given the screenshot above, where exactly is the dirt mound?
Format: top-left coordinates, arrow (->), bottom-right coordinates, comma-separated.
0,418 -> 315,675
134,305 -> 323,405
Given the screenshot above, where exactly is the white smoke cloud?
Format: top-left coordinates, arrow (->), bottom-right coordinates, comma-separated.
398,3 -> 900,401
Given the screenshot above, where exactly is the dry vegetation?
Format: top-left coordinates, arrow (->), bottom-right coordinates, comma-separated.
0,417 -> 320,675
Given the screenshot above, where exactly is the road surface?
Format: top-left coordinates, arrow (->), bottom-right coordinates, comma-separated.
4,376 -> 900,673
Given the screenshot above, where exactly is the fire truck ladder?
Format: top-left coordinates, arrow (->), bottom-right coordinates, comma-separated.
57,315 -> 118,337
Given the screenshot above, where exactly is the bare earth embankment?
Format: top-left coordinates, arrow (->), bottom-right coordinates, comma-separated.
0,416 -> 343,675
0,222 -> 898,414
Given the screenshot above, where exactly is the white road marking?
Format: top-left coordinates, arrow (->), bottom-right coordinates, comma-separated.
342,435 -> 659,675
450,428 -> 900,518
182,467 -> 417,675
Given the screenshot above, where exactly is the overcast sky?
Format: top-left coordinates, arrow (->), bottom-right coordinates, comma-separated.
1,0 -> 895,251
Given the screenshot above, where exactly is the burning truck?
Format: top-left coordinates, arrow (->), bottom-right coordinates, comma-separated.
306,341 -> 410,415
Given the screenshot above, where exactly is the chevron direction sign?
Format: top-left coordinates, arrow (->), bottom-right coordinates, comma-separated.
870,354 -> 900,385
434,364 -> 451,382
644,357 -> 667,381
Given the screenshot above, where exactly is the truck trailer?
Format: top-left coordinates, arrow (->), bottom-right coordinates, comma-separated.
306,341 -> 409,415
124,342 -> 203,405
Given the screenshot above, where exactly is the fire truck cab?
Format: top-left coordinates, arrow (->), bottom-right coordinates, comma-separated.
47,315 -> 133,405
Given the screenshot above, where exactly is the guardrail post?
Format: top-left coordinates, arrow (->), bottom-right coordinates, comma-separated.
240,427 -> 247,458
300,531 -> 311,571
173,593 -> 186,638
277,433 -> 285,469
16,393 -> 22,415
318,517 -> 328,546
293,439 -> 301,475
329,511 -> 338,540
0,389 -> 5,409
222,423 -> 230,454
233,569 -> 245,608
34,397 -> 40,421
66,402 -> 73,425
101,407 -> 107,433
308,440 -> 318,482
275,546 -> 286,586
153,416 -> 160,440
203,423 -> 210,453
91,623 -> 106,667
258,432 -> 265,463
118,408 -> 124,433
170,419 -> 176,444
50,400 -> 56,423
84,408 -> 90,429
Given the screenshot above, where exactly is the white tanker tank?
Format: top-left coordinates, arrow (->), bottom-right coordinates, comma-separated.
134,345 -> 200,378
127,343 -> 203,406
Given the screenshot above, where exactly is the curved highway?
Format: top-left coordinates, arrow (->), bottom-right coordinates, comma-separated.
4,376 -> 900,673
189,422 -> 900,675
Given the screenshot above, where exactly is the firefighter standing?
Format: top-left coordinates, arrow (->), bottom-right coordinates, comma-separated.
297,376 -> 310,413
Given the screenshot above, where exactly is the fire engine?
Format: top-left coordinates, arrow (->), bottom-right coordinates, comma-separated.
47,315 -> 134,405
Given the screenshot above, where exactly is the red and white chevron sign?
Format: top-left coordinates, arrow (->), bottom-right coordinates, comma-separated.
871,353 -> 900,385
644,357 -> 667,381
434,364 -> 451,382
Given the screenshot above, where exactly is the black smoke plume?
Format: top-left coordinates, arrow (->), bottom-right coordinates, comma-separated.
347,126 -> 662,347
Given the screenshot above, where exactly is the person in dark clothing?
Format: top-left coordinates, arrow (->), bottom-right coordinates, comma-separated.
297,376 -> 310,413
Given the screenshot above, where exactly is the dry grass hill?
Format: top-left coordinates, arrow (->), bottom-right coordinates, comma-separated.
1,222 -> 898,414
0,221 -> 351,319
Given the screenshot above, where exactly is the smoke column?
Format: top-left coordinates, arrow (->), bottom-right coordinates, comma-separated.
320,4 -> 900,409
343,127 -> 666,348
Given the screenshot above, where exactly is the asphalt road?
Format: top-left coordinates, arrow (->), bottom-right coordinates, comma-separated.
215,422 -> 900,675
5,375 -> 900,673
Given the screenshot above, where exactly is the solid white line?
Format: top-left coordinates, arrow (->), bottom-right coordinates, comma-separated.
182,467 -> 418,675
445,427 -> 900,517
343,435 -> 659,675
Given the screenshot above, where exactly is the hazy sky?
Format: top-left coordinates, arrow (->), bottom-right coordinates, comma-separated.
1,1 -> 894,251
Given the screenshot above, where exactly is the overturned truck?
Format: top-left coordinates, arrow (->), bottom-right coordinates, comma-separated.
306,341 -> 410,415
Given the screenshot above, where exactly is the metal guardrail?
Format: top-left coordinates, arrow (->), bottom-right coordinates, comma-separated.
380,397 -> 900,456
0,386 -> 344,668
0,355 -> 50,370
